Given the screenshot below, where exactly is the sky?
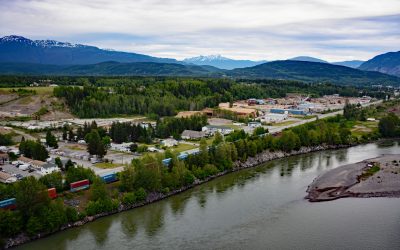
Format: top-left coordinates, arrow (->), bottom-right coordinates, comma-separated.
0,0 -> 399,61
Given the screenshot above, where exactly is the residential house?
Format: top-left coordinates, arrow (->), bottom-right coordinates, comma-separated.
18,156 -> 46,169
0,172 -> 17,183
161,138 -> 179,147
202,125 -> 234,135
181,130 -> 206,140
39,162 -> 60,175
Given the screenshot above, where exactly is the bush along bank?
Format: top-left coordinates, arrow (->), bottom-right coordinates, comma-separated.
0,114 -> 390,249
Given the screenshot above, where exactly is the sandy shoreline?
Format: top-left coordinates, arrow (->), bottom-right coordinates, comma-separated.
306,154 -> 400,202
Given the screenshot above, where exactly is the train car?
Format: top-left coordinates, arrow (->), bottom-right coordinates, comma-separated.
70,179 -> 90,192
0,198 -> 16,210
100,173 -> 118,184
48,188 -> 57,199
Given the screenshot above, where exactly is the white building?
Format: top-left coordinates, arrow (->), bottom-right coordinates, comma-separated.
248,122 -> 262,128
202,125 -> 234,135
260,113 -> 288,123
161,138 -> 179,147
39,163 -> 60,175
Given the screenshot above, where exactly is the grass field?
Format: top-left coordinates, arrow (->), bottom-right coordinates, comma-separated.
0,86 -> 55,95
95,162 -> 124,169
171,143 -> 197,153
270,120 -> 298,126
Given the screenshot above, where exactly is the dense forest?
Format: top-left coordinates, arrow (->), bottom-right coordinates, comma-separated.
47,77 -> 389,118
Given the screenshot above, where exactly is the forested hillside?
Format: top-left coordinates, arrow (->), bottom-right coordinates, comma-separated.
51,77 -> 385,118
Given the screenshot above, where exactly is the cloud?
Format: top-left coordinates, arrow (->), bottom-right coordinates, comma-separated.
0,0 -> 399,61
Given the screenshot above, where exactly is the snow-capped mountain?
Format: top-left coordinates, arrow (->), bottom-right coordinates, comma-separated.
0,35 -> 178,65
184,54 -> 266,69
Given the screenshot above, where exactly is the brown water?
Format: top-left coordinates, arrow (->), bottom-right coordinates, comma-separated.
16,141 -> 400,250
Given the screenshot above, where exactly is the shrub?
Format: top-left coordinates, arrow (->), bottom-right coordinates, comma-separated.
122,192 -> 137,205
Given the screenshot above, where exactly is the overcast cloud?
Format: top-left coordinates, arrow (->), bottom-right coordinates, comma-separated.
0,0 -> 399,61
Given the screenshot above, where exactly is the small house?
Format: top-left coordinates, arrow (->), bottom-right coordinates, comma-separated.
161,138 -> 179,147
39,163 -> 60,175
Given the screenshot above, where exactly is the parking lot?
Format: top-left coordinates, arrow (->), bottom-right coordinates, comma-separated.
1,163 -> 42,179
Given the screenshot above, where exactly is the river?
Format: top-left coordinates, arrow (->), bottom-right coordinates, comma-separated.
16,141 -> 400,250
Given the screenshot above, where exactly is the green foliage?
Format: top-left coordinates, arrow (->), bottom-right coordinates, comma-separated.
156,115 -> 207,139
39,172 -> 63,192
85,198 -> 118,216
90,178 -> 108,202
134,155 -> 162,191
15,177 -> 50,220
135,188 -> 147,202
19,140 -> 49,161
122,192 -> 137,205
65,166 -> 96,186
45,130 -> 58,148
213,132 -> 224,146
378,113 -> 400,137
85,129 -> 107,157
0,133 -> 13,146
0,210 -> 22,237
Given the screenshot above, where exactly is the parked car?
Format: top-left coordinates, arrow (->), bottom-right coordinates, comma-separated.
15,174 -> 23,180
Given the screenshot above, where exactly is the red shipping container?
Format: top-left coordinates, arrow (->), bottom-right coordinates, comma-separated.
70,179 -> 90,189
48,188 -> 57,199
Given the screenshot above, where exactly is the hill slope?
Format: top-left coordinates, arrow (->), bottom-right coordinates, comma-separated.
1,60 -> 399,86
228,60 -> 400,86
0,61 -> 223,77
359,51 -> 400,77
289,56 -> 328,63
0,35 -> 178,65
183,55 -> 266,70
332,60 -> 364,68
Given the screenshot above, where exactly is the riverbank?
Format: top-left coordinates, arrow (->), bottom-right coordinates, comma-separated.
306,154 -> 400,202
2,143 -> 359,249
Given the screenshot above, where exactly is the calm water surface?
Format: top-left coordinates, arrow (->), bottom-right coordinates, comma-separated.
17,141 -> 400,250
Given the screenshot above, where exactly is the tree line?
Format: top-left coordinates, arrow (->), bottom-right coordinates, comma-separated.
50,77 -> 388,118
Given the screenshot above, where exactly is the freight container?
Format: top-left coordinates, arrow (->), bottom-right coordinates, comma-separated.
100,173 -> 117,183
0,198 -> 16,210
70,179 -> 90,192
162,158 -> 172,166
48,188 -> 57,199
178,153 -> 188,160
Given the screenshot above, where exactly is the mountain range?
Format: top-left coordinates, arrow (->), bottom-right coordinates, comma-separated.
0,35 -> 399,84
0,35 -> 178,65
183,55 -> 266,70
359,51 -> 400,77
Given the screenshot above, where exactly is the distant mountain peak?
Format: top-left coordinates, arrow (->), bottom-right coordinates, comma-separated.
289,56 -> 328,63
184,54 -> 230,62
1,35 -> 33,43
184,55 -> 266,69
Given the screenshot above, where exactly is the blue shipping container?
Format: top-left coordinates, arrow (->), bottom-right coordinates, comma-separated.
162,158 -> 172,166
101,173 -> 117,183
0,198 -> 16,209
178,153 -> 188,160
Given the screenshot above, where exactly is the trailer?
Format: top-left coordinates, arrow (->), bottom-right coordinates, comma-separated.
48,188 -> 57,199
100,173 -> 118,183
0,198 -> 16,210
70,179 -> 90,192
